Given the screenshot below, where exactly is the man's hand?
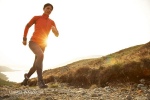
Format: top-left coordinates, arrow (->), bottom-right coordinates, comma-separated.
22,41 -> 27,46
22,37 -> 27,46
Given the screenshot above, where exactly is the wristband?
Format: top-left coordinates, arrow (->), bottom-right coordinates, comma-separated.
23,37 -> 27,41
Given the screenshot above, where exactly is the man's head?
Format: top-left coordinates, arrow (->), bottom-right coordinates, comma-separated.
43,3 -> 53,15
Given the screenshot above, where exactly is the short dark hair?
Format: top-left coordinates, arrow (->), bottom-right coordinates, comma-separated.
43,3 -> 53,10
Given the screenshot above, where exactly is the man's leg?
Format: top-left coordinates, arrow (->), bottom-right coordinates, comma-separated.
27,48 -> 45,79
29,41 -> 47,88
21,42 -> 45,86
26,56 -> 37,78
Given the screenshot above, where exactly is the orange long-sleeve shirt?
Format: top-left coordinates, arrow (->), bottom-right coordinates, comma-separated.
24,13 -> 56,47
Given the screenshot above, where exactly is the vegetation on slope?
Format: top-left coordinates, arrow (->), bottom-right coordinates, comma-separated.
0,78 -> 16,86
0,72 -> 8,81
28,41 -> 150,88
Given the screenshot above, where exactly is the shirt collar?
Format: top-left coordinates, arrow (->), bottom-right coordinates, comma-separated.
42,13 -> 49,19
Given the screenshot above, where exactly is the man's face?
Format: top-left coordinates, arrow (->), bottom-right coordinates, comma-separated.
43,6 -> 53,15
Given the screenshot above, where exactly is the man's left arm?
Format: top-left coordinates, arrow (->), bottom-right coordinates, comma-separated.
51,20 -> 59,37
52,26 -> 59,37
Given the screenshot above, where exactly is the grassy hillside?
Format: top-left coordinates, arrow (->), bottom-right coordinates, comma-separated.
28,41 -> 150,88
0,72 -> 16,86
0,72 -> 8,80
0,78 -> 16,86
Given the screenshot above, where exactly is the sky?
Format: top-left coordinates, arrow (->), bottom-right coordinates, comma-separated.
0,0 -> 150,70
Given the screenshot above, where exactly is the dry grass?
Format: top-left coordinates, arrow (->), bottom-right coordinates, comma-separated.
28,41 -> 150,88
0,78 -> 16,86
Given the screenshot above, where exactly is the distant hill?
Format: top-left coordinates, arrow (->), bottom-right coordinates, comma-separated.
27,41 -> 150,88
0,66 -> 14,72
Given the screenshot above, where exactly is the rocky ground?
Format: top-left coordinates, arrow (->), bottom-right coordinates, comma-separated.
1,79 -> 150,100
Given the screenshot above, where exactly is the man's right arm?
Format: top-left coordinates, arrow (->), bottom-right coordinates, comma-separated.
22,16 -> 37,46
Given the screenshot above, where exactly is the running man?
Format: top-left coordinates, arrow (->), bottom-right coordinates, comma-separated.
21,3 -> 59,88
